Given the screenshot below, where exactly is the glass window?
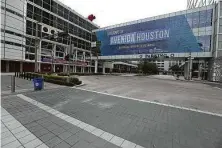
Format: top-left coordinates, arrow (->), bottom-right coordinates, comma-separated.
219,18 -> 222,26
199,10 -> 207,28
218,41 -> 222,49
43,0 -> 50,10
206,9 -> 213,26
34,0 -> 42,7
52,2 -> 57,13
220,3 -> 222,16
192,12 -> 199,28
186,13 -> 193,28
58,4 -> 63,17
218,35 -> 222,42
219,26 -> 222,33
64,8 -> 69,20
69,12 -> 74,22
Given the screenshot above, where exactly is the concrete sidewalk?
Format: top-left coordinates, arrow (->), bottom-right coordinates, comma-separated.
21,87 -> 222,148
1,95 -> 124,148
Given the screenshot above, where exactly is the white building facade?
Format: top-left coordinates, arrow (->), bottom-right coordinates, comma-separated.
1,0 -> 99,73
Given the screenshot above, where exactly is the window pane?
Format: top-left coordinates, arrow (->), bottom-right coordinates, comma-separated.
192,12 -> 199,28
219,26 -> 222,33
199,10 -> 207,27
218,41 -> 222,49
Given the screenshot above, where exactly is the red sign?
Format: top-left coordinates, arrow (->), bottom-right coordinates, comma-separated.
55,58 -> 88,66
88,14 -> 96,21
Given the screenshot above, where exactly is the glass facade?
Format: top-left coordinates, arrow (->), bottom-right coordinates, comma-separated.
95,7 -> 213,56
25,0 -> 98,60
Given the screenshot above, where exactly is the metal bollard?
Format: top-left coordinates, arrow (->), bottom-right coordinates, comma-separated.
11,75 -> 15,93
27,73 -> 29,80
42,74 -> 44,89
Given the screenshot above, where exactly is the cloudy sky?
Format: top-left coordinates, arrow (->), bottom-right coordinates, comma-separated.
59,0 -> 187,27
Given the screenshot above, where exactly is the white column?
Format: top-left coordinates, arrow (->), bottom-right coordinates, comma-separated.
184,62 -> 189,80
74,66 -> 77,73
102,62 -> 105,74
89,53 -> 92,73
94,60 -> 98,73
198,63 -> 202,79
188,57 -> 192,80
83,52 -> 85,61
37,40 -> 41,72
52,44 -> 56,72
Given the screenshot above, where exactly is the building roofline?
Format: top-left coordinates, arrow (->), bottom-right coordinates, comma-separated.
92,4 -> 215,32
55,0 -> 100,28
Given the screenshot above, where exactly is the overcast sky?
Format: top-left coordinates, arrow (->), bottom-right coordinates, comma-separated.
59,0 -> 187,27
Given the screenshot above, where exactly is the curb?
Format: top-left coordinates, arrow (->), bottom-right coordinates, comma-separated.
74,83 -> 86,87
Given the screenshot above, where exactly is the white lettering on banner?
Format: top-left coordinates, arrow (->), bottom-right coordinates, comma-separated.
139,53 -> 175,59
159,31 -> 164,38
150,32 -> 154,40
110,29 -> 170,45
155,31 -> 159,39
164,30 -> 170,38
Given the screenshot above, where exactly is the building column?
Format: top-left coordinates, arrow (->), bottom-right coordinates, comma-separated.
35,39 -> 41,72
20,62 -> 23,72
83,52 -> 85,61
102,62 -> 105,74
184,62 -> 189,80
88,66 -> 90,73
188,57 -> 193,80
94,60 -> 98,73
74,66 -> 77,73
52,44 -> 56,73
198,62 -> 202,79
6,61 -> 9,72
89,53 -> 92,73
63,65 -> 67,73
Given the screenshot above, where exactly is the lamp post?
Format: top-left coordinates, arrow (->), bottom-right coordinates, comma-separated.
34,22 -> 40,72
51,50 -> 54,73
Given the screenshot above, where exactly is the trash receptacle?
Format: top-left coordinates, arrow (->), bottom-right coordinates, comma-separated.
33,78 -> 43,90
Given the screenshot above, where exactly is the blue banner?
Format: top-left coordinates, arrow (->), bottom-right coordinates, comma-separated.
95,9 -> 213,56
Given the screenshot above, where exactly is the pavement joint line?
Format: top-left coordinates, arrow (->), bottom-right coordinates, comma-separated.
73,87 -> 222,118
213,86 -> 222,90
16,94 -> 145,148
1,107 -> 49,148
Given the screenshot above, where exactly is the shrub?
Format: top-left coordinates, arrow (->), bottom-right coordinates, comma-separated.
45,79 -> 74,86
57,73 -> 68,76
19,72 -> 81,86
138,60 -> 159,75
70,77 -> 82,85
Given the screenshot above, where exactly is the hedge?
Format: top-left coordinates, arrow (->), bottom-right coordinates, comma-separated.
57,72 -> 103,76
19,72 -> 82,86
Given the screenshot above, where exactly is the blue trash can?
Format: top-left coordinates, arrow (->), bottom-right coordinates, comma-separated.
33,78 -> 43,90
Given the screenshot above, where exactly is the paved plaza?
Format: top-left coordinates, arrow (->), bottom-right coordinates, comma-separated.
78,75 -> 222,114
1,75 -> 222,148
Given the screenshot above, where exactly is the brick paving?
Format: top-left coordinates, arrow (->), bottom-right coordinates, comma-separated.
1,95 -> 125,148
1,79 -> 222,148
24,87 -> 222,148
